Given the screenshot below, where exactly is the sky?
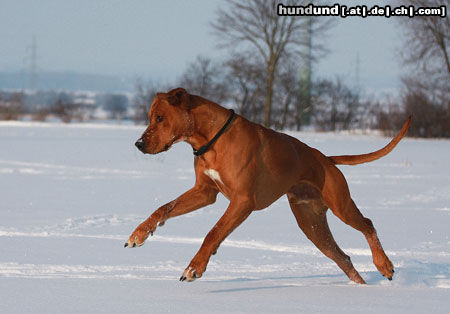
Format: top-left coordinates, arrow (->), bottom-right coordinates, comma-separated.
0,0 -> 404,94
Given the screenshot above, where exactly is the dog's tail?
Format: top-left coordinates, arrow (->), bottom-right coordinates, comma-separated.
328,116 -> 411,166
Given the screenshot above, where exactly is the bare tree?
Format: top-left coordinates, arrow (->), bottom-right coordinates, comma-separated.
49,95 -> 81,123
133,80 -> 164,125
212,0 -> 332,127
223,53 -> 302,129
275,60 -> 301,129
398,0 -> 449,98
104,94 -> 128,120
224,54 -> 266,123
0,91 -> 24,120
398,0 -> 450,109
178,56 -> 228,104
398,0 -> 450,78
312,78 -> 362,131
32,107 -> 50,122
391,0 -> 450,137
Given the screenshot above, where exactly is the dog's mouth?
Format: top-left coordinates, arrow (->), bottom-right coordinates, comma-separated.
155,137 -> 179,154
161,144 -> 170,152
139,135 -> 183,155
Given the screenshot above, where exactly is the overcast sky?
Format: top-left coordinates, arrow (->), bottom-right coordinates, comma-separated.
0,0 -> 404,94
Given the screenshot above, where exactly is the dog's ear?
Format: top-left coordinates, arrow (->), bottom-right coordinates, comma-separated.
167,88 -> 188,106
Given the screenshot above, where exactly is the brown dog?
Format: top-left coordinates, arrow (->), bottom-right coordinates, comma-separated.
125,88 -> 411,284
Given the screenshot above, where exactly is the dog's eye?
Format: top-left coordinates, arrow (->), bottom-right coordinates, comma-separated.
156,115 -> 163,122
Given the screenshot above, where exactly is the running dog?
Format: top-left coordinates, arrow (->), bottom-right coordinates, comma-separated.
125,88 -> 410,284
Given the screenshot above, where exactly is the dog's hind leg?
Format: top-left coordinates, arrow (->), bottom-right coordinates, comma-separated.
328,198 -> 394,280
287,185 -> 366,284
321,166 -> 394,280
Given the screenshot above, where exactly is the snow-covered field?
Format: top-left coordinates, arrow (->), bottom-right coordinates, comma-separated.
0,121 -> 449,313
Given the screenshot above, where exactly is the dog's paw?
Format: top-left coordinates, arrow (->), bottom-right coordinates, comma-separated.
383,264 -> 395,281
124,223 -> 153,248
374,257 -> 395,280
179,267 -> 201,282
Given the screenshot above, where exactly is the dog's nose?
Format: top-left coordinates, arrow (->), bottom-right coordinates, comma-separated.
135,138 -> 145,151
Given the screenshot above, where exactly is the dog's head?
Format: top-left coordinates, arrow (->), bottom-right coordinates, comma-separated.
135,88 -> 193,154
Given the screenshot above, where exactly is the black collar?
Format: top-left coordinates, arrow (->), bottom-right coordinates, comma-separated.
193,109 -> 235,156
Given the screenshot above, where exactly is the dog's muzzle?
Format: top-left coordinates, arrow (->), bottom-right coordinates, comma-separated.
135,138 -> 145,153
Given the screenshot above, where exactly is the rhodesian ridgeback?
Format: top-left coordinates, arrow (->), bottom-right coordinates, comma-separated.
125,88 -> 411,284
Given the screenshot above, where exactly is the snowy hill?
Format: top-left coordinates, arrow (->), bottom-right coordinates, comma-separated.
0,121 -> 449,313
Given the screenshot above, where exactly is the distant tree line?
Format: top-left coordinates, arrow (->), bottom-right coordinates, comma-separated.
132,56 -> 372,133
0,90 -> 130,123
1,0 -> 448,138
0,92 -> 24,120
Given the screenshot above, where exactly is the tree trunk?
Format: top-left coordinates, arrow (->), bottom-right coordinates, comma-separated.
295,99 -> 302,131
331,101 -> 337,131
264,63 -> 275,127
441,40 -> 450,75
280,94 -> 292,129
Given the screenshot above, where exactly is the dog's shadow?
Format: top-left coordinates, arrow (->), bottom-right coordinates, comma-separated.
208,262 -> 450,293
208,273 -> 367,293
207,270 -> 410,293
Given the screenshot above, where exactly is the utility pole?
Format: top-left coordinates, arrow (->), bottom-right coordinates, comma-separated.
297,14 -> 312,130
29,35 -> 37,91
355,52 -> 361,90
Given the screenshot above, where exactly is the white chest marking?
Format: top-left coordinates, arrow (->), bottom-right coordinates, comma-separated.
204,169 -> 223,185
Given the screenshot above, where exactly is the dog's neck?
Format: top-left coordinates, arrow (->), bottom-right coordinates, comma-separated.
185,97 -> 232,154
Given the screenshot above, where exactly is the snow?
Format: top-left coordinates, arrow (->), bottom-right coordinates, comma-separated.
0,121 -> 449,313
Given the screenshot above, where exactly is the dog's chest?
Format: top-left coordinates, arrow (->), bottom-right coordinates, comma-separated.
204,169 -> 224,185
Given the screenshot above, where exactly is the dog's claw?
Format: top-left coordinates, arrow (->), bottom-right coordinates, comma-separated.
124,243 -> 128,248
180,267 -> 200,282
132,243 -> 136,248
388,276 -> 392,281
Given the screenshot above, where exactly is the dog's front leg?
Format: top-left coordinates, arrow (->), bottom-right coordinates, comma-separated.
125,185 -> 218,248
180,198 -> 253,281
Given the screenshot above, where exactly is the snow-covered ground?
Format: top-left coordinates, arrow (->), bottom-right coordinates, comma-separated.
0,121 -> 449,313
